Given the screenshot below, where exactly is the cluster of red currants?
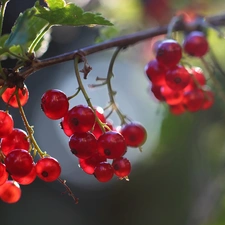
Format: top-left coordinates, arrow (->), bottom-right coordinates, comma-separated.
41,89 -> 147,182
145,31 -> 214,115
0,86 -> 61,203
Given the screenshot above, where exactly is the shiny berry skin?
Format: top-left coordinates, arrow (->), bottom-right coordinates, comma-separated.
150,84 -> 165,101
112,157 -> 131,178
69,132 -> 98,159
160,85 -> 184,105
41,89 -> 69,120
0,110 -> 14,138
94,162 -> 114,182
60,113 -> 73,137
66,105 -> 96,133
183,89 -> 205,112
144,59 -> 166,86
165,65 -> 191,91
0,163 -> 8,186
5,149 -> 33,177
119,122 -> 147,147
98,131 -> 127,159
0,180 -> 21,203
183,31 -> 209,57
79,152 -> 106,175
11,164 -> 36,185
2,85 -> 29,108
35,157 -> 61,182
156,39 -> 182,67
0,128 -> 30,156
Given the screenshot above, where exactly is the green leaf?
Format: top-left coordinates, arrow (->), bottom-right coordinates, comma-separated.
4,7 -> 49,50
34,0 -> 113,26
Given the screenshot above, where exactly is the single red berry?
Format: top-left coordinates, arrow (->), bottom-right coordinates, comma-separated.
0,180 -> 21,203
11,164 -> 36,185
0,110 -> 14,138
183,31 -> 209,57
98,131 -> 127,159
149,84 -> 165,101
144,59 -> 167,86
0,163 -> 8,186
66,105 -> 96,133
94,162 -> 114,182
112,157 -> 131,178
169,104 -> 186,115
160,85 -> 184,105
79,152 -> 107,175
60,112 -> 74,137
41,89 -> 69,120
183,89 -> 205,112
119,122 -> 147,147
156,39 -> 182,67
1,128 -> 30,156
2,85 -> 29,108
35,157 -> 61,182
165,65 -> 191,91
5,149 -> 33,177
69,132 -> 98,159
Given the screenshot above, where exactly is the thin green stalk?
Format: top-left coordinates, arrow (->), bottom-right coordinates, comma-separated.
0,0 -> 8,37
67,87 -> 81,100
15,89 -> 46,158
28,24 -> 51,54
106,47 -> 129,125
74,56 -> 105,132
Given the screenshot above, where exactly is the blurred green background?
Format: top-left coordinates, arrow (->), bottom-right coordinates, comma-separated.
1,1 -> 225,225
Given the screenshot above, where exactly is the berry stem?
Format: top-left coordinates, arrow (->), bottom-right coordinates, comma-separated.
106,47 -> 130,125
0,0 -> 8,37
0,85 -> 7,97
15,89 -> 47,158
73,56 -> 105,132
28,24 -> 51,54
200,57 -> 225,103
57,178 -> 79,204
67,87 -> 81,100
166,15 -> 183,39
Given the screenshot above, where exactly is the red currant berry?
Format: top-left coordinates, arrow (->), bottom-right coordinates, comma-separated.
60,112 -> 73,137
79,152 -> 106,175
183,89 -> 205,112
66,105 -> 96,133
119,122 -> 147,147
94,162 -> 114,182
144,59 -> 166,86
183,31 -> 209,57
165,65 -> 191,91
156,39 -> 182,67
160,85 -> 184,105
1,128 -> 30,156
149,84 -> 165,101
41,89 -> 69,120
169,104 -> 186,115
112,157 -> 131,178
0,180 -> 21,203
0,110 -> 14,138
11,164 -> 36,185
5,149 -> 33,177
98,131 -> 127,159
0,163 -> 8,186
69,132 -> 98,159
35,157 -> 61,182
2,85 -> 29,108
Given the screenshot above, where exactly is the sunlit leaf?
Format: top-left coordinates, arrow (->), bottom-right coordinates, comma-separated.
34,0 -> 113,26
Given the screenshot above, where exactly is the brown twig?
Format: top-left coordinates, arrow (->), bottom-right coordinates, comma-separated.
18,13 -> 225,79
